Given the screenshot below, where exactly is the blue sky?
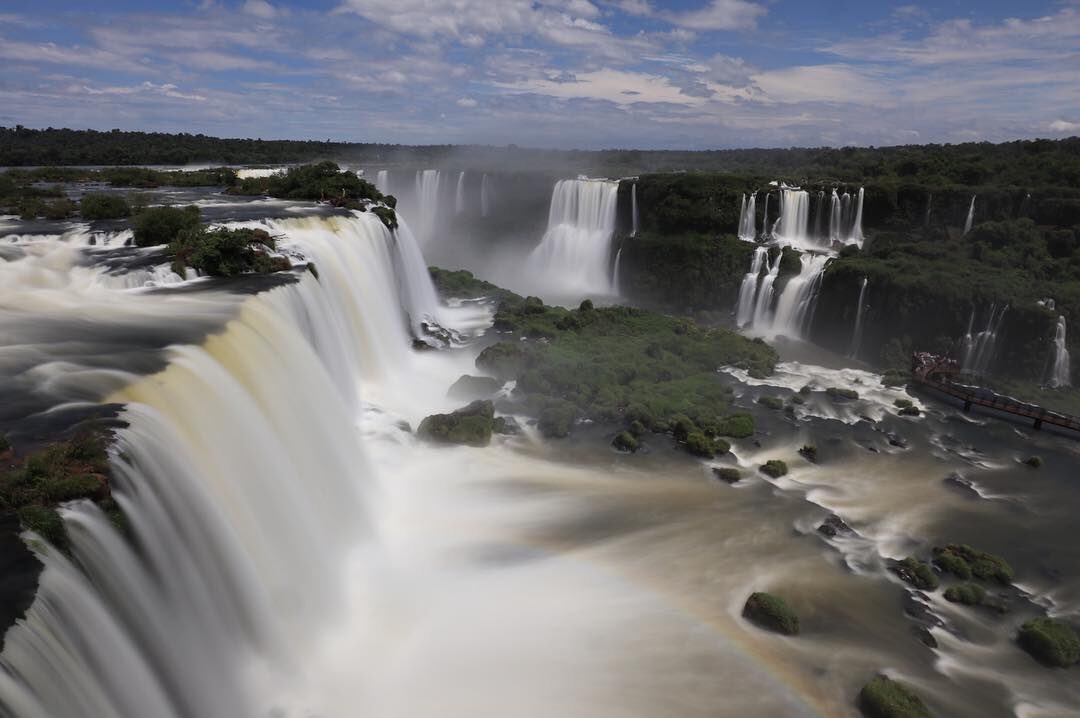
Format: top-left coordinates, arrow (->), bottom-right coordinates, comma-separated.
1,1 -> 1078,149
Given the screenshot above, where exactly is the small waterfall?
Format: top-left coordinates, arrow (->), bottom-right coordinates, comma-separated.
1049,316 -> 1071,388
961,303 -> 1008,376
828,189 -> 842,244
525,178 -> 620,296
840,192 -> 852,237
413,169 -> 442,244
738,193 -> 757,241
963,195 -> 976,235
924,192 -> 933,228
455,171 -> 465,214
375,170 -> 389,195
848,277 -> 868,358
770,253 -> 831,339
631,183 -> 639,237
761,194 -> 770,239
736,246 -> 768,327
481,174 -> 491,217
612,246 -> 624,294
751,251 -> 781,328
774,188 -> 811,247
848,187 -> 865,246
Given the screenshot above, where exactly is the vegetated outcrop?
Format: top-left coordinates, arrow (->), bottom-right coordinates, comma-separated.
417,400 -> 497,447
857,675 -> 932,718
742,592 -> 800,635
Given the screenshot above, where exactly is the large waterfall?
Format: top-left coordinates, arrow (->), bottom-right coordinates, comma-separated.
525,178 -> 619,297
961,304 -> 1008,377
413,169 -> 442,244
773,188 -> 811,248
769,253 -> 830,339
738,193 -> 757,241
1049,316 -> 1071,388
848,277 -> 869,358
375,170 -> 389,195
735,246 -> 769,327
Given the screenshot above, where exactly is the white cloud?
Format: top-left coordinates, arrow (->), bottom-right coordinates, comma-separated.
664,0 -> 766,31
456,97 -> 478,107
495,68 -> 711,107
1049,119 -> 1080,133
70,81 -> 207,102
242,0 -> 279,19
751,65 -> 890,105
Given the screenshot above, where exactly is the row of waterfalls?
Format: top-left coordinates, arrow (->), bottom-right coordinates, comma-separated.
374,169 -> 494,246
738,186 -> 865,249
734,247 -> 831,340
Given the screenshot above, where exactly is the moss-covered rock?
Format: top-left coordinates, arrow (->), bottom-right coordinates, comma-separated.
612,431 -> 639,453
417,401 -> 495,447
826,386 -> 860,401
1018,617 -> 1080,667
475,342 -> 527,379
1023,455 -> 1043,468
933,544 -> 1013,585
943,583 -> 985,606
712,467 -> 742,484
429,267 -> 516,302
538,401 -> 577,438
893,557 -> 939,591
798,445 -> 818,462
758,395 -> 784,410
684,432 -> 728,458
492,416 -> 521,435
447,374 -> 502,401
742,592 -> 800,635
857,675 -> 932,718
759,459 -> 788,478
932,550 -> 973,580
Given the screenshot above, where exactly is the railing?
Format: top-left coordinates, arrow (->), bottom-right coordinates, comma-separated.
918,375 -> 1080,433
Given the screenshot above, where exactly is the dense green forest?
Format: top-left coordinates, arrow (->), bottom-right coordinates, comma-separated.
3,126 -> 1079,188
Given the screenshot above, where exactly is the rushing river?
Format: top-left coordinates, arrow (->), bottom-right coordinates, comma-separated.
0,187 -> 1077,717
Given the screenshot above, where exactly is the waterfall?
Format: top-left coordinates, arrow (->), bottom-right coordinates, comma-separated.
773,188 -> 810,247
413,169 -> 442,244
924,192 -> 932,228
963,195 -> 976,235
612,246 -> 623,294
848,277 -> 868,358
375,170 -> 389,195
455,171 -> 466,214
525,179 -> 619,297
828,189 -> 842,244
738,193 -> 757,242
480,174 -> 491,217
631,183 -> 639,237
751,251 -> 781,328
761,194 -> 770,239
848,187 -> 865,246
770,253 -> 831,339
961,303 -> 1008,376
736,246 -> 768,327
813,191 -> 825,241
1049,316 -> 1071,388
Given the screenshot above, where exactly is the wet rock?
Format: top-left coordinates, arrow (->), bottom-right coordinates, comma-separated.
980,594 -> 1012,614
417,400 -> 495,447
943,472 -> 980,498
887,433 -> 908,449
492,416 -> 521,435
902,592 -> 944,629
911,625 -> 938,649
818,514 -> 857,538
447,374 -> 501,401
742,592 -> 800,635
890,558 -> 939,590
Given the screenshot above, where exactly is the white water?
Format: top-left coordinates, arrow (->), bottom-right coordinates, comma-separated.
828,189 -> 842,244
455,171 -> 466,215
848,277 -> 869,359
963,195 -> 976,235
768,253 -> 830,339
737,193 -> 757,241
773,188 -> 811,249
480,174 -> 491,218
524,178 -> 619,298
961,304 -> 1008,377
751,250 -> 781,328
849,187 -> 865,246
375,170 -> 389,195
631,183 -> 639,237
735,245 -> 768,327
612,246 -> 623,294
413,170 -> 442,245
1049,315 -> 1071,388
812,191 -> 825,240
761,194 -> 770,239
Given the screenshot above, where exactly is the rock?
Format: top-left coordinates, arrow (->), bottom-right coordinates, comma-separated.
887,433 -> 908,448
417,400 -> 495,447
798,444 -> 818,463
902,592 -> 944,629
759,459 -> 788,478
857,675 -> 932,718
447,374 -> 502,401
1023,455 -> 1043,468
942,473 -> 980,498
395,420 -> 412,433
817,514 -> 857,538
1018,617 -> 1080,667
890,557 -> 939,591
712,467 -> 742,484
742,592 -> 799,635
911,626 -> 938,649
492,416 -> 521,435
412,338 -> 437,351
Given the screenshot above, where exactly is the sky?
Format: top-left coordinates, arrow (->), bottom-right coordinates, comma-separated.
0,0 -> 1078,149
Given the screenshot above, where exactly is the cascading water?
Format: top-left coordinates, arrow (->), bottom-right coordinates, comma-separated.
761,194 -> 770,239
738,193 -> 757,241
455,171 -> 466,214
813,191 -> 825,241
480,174 -> 491,218
736,246 -> 768,327
524,179 -> 619,297
612,246 -> 623,294
413,170 -> 442,245
961,303 -> 1008,376
751,251 -> 781,328
848,277 -> 868,358
828,189 -> 842,244
1049,316 -> 1071,388
963,195 -> 976,235
773,188 -> 811,248
375,170 -> 389,195
849,187 -> 865,246
769,253 -> 831,339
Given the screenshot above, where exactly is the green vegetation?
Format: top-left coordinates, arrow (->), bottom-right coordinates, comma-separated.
857,675 -> 932,718
742,592 -> 799,635
429,267 -> 518,302
798,445 -> 818,462
417,400 -> 495,447
758,395 -> 784,410
169,226 -> 290,277
79,192 -> 130,220
759,460 -> 788,478
943,583 -> 986,606
826,387 -> 859,401
0,429 -> 115,549
895,557 -> 939,591
612,431 -> 639,453
1018,618 -> 1080,668
932,544 -> 1013,585
1023,455 -> 1043,469
133,205 -> 201,247
713,467 -> 742,483
470,284 -> 776,455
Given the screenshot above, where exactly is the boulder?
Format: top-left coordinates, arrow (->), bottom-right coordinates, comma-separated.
417,401 -> 495,447
447,374 -> 502,401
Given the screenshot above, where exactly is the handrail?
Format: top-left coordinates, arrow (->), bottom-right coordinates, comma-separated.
918,375 -> 1080,432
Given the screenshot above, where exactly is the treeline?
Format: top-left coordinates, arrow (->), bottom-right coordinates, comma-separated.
3,125 -> 1079,188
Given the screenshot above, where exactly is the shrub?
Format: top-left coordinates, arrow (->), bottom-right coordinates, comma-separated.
1023,455 -> 1042,469
759,460 -> 788,478
612,431 -> 639,453
857,675 -> 931,718
17,505 -> 66,547
896,557 -> 939,590
713,467 -> 741,483
758,396 -> 784,410
417,400 -> 495,447
538,402 -> 577,438
944,583 -> 985,605
894,399 -> 914,409
1018,618 -> 1080,668
826,386 -> 859,401
447,374 -> 501,401
42,198 -> 76,220
169,226 -> 289,277
933,544 -> 1013,585
132,205 -> 200,247
628,420 -> 646,437
79,192 -> 130,220
0,435 -> 9,453
798,445 -> 818,462
933,550 -> 972,580
742,592 -> 799,635
717,413 -> 754,438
